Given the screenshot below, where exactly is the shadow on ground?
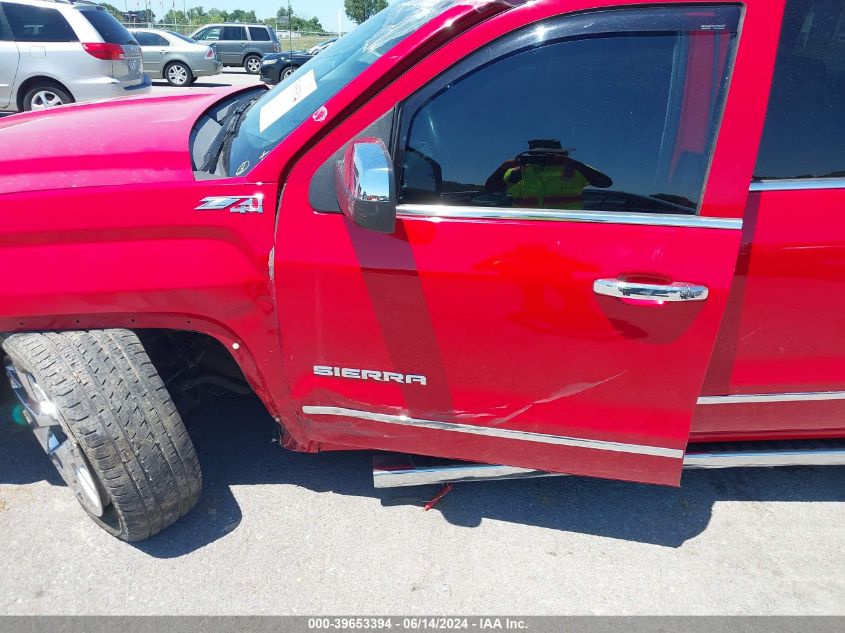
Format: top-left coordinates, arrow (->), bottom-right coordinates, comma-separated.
1,394 -> 843,557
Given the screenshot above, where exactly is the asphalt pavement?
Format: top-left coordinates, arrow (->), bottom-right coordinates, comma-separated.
0,392 -> 844,615
149,67 -> 264,95
1,66 -> 844,617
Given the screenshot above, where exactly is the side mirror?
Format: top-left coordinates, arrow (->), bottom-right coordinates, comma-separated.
334,138 -> 396,234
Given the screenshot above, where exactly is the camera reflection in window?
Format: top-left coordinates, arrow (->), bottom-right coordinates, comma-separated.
484,139 -> 612,210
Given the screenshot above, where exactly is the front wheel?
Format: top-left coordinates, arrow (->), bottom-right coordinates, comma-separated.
165,61 -> 193,87
244,55 -> 261,74
3,330 -> 202,541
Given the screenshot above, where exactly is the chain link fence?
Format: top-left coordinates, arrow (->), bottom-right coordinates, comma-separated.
120,23 -> 337,52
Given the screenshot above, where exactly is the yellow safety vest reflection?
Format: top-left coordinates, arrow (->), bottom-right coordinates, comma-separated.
504,164 -> 589,210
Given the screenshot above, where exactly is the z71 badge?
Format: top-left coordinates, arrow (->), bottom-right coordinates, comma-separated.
195,195 -> 263,214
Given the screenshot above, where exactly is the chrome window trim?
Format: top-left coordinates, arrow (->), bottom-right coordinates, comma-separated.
697,391 -> 845,405
302,405 -> 684,459
396,205 -> 743,230
750,178 -> 845,192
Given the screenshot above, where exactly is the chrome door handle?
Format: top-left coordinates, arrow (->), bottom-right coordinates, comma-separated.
593,279 -> 708,302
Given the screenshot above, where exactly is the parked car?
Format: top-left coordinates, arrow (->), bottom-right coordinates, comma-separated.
0,0 -> 149,112
307,38 -> 336,56
2,0 -> 845,542
129,28 -> 222,86
259,50 -> 314,84
189,22 -> 279,74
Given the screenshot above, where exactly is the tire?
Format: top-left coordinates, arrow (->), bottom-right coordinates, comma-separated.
22,83 -> 73,111
164,61 -> 193,87
2,330 -> 202,541
281,65 -> 298,80
244,55 -> 261,74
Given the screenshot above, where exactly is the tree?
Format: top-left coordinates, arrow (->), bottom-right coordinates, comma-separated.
99,3 -> 123,20
276,6 -> 323,32
187,6 -> 207,23
125,8 -> 155,24
344,0 -> 387,24
207,8 -> 228,22
161,9 -> 187,24
229,9 -> 257,23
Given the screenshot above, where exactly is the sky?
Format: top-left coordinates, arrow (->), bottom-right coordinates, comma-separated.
128,0 -> 361,31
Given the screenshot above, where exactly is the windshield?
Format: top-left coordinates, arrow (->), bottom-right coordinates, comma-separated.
227,0 -> 485,177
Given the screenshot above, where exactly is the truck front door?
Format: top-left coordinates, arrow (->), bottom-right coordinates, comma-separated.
274,1 -> 783,485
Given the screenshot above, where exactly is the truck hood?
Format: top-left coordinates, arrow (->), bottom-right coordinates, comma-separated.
0,89 -> 245,196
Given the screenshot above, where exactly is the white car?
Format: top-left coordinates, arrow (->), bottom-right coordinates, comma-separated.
0,0 -> 150,112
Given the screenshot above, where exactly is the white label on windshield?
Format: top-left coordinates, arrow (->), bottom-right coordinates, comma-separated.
259,69 -> 318,133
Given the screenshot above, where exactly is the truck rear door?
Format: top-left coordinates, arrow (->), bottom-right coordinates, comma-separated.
274,0 -> 784,485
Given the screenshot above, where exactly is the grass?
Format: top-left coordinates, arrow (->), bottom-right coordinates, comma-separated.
278,35 -> 334,53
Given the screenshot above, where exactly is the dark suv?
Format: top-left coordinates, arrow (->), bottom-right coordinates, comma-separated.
189,23 -> 279,73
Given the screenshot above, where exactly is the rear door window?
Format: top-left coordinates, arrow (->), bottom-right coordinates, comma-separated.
3,3 -> 76,42
221,26 -> 246,41
132,31 -> 155,46
248,26 -> 270,41
754,0 -> 845,181
79,7 -> 136,45
0,6 -> 10,41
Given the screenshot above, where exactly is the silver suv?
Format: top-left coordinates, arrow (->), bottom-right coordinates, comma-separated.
190,23 -> 279,74
0,0 -> 149,112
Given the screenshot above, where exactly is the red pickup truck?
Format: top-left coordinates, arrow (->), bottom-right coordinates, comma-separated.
1,0 -> 844,542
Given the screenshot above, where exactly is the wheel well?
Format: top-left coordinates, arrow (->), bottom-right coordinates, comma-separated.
134,328 -> 252,397
16,76 -> 73,111
1,329 -> 256,423
243,53 -> 260,63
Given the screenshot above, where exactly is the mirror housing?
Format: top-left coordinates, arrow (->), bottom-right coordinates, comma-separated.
334,138 -> 397,234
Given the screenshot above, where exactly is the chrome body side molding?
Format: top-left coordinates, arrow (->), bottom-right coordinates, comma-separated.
372,441 -> 845,488
697,391 -> 845,405
396,205 -> 743,230
301,406 -> 684,459
750,178 -> 845,192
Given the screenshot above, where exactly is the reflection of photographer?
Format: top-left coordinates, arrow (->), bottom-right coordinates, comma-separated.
485,140 -> 612,210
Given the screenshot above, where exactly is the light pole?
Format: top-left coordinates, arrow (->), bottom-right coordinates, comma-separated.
287,0 -> 293,53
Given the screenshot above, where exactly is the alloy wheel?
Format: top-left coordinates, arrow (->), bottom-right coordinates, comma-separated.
29,90 -> 64,110
4,358 -> 106,517
167,64 -> 190,86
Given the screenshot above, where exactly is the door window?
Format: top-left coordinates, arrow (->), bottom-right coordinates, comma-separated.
195,26 -> 220,41
3,3 -> 76,42
0,7 -> 9,41
398,6 -> 740,214
133,31 -> 157,46
221,26 -> 246,41
248,26 -> 270,41
753,0 -> 845,181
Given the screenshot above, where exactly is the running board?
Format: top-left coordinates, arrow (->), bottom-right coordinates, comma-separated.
372,440 -> 845,488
